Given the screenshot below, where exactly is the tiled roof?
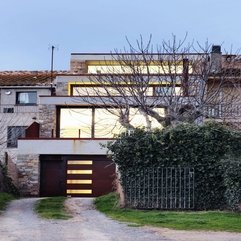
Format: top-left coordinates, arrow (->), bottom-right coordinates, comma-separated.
0,71 -> 68,86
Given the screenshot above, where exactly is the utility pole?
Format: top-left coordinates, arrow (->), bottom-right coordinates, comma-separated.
50,45 -> 56,96
51,45 -> 55,83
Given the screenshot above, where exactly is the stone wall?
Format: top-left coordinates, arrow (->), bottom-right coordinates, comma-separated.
7,154 -> 18,187
17,154 -> 39,196
55,81 -> 68,96
39,104 -> 56,138
70,60 -> 87,73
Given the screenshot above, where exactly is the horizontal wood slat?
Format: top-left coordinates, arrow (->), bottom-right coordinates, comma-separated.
67,189 -> 92,194
67,160 -> 93,165
67,170 -> 92,174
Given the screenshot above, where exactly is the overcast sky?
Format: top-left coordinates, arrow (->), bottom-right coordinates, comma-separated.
0,0 -> 241,71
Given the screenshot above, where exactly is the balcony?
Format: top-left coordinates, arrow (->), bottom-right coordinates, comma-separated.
205,104 -> 241,118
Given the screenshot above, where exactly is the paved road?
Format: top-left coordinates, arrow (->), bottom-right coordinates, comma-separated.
0,198 -> 170,241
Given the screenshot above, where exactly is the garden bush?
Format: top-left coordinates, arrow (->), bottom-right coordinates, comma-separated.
0,162 -> 19,197
107,122 -> 241,210
221,155 -> 241,211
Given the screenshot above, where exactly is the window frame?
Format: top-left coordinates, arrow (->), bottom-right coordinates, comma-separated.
58,106 -> 165,138
16,91 -> 37,105
7,126 -> 27,148
70,84 -> 154,97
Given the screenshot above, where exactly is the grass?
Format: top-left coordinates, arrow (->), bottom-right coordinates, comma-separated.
95,192 -> 241,232
0,192 -> 15,211
35,196 -> 72,220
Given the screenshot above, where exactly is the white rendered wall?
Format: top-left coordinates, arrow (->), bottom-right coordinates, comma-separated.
18,139 -> 111,155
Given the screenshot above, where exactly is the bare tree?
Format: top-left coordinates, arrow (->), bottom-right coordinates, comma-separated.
73,35 -> 241,130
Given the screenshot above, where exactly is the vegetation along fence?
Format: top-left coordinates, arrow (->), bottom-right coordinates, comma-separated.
122,167 -> 195,210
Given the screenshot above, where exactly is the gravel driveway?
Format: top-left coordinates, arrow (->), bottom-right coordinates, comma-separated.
0,198 -> 169,241
1,198 -> 241,241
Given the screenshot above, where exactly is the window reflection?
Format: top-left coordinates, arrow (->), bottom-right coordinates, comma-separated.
88,65 -> 185,74
59,107 -> 165,138
94,109 -> 124,138
130,108 -> 165,129
60,108 -> 92,138
72,86 -> 153,97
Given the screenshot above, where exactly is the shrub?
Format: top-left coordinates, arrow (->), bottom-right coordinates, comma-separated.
107,122 -> 241,210
0,162 -> 19,197
222,156 -> 241,211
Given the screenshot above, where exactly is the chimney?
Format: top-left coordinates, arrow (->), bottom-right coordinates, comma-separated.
210,45 -> 222,73
211,45 -> 221,54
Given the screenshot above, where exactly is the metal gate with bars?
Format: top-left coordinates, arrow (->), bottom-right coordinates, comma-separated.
122,167 -> 195,209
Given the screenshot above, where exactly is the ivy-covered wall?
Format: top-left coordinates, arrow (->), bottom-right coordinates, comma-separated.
107,122 -> 241,210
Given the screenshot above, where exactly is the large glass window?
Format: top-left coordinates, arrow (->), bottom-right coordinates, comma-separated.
60,108 -> 92,138
129,108 -> 165,129
72,87 -> 121,96
72,86 -> 153,97
16,91 -> 37,105
59,107 -> 165,138
94,109 -> 123,138
7,126 -> 27,148
87,65 -> 185,74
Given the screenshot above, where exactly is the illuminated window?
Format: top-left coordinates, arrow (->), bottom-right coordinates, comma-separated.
59,107 -> 165,138
87,65 -> 184,74
130,108 -> 165,129
94,109 -> 124,138
60,108 -> 92,138
72,86 -> 153,97
72,86 -> 121,96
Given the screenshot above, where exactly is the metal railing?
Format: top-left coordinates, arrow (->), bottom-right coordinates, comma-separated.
122,167 -> 195,210
205,104 -> 241,118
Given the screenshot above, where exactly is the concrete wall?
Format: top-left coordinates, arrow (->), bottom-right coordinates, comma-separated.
18,139 -> 110,155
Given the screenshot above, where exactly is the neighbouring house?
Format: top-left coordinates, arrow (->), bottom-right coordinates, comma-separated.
2,45 -> 241,197
0,71 -> 62,188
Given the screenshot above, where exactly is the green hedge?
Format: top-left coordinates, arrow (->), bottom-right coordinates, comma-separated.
222,156 -> 241,211
0,162 -> 19,197
107,122 -> 241,210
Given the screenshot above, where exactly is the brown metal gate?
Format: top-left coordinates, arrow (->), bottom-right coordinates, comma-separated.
40,155 -> 116,197
66,158 -> 116,197
40,157 -> 66,197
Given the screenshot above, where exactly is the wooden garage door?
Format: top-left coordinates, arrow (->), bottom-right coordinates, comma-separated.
66,159 -> 115,197
40,159 -> 66,197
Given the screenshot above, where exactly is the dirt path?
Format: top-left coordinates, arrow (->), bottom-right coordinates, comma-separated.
149,227 -> 241,241
0,198 -> 169,241
1,198 -> 241,241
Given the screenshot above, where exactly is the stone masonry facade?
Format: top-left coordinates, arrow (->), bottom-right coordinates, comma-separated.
55,81 -> 68,96
39,104 -> 56,138
17,154 -> 39,196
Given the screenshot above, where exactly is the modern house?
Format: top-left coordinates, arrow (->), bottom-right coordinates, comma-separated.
2,46 -> 241,197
